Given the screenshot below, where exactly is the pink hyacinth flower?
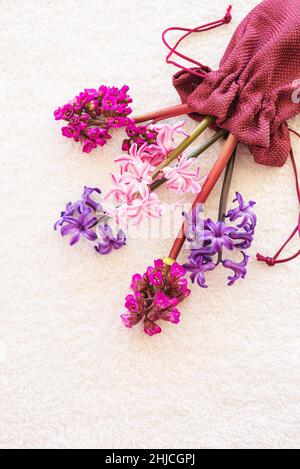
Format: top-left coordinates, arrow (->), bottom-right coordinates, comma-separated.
115,143 -> 150,172
143,121 -> 188,167
104,174 -> 135,204
118,160 -> 153,199
121,122 -> 188,167
114,192 -> 163,227
163,153 -> 203,195
152,120 -> 188,157
106,145 -> 154,202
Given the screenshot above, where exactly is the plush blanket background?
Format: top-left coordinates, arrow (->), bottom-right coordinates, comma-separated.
0,0 -> 299,449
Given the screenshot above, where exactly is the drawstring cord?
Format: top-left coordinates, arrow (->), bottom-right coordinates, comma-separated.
162,6 -> 232,79
257,129 -> 300,267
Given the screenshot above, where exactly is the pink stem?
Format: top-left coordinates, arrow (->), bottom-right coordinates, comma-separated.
133,103 -> 193,124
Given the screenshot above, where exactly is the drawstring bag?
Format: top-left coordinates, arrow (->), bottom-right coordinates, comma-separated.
163,0 -> 300,266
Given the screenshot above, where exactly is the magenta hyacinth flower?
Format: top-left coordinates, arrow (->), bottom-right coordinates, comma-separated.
121,260 -> 190,336
95,224 -> 126,255
122,123 -> 159,153
54,85 -> 132,154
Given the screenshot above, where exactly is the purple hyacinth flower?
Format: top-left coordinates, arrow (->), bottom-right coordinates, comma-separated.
222,252 -> 250,286
94,224 -> 126,255
54,201 -> 80,230
190,245 -> 217,260
229,230 -> 254,249
203,219 -> 237,252
61,207 -> 98,246
81,186 -> 102,212
183,254 -> 216,288
226,192 -> 256,229
183,205 -> 204,242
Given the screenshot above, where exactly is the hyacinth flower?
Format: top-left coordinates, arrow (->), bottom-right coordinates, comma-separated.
163,153 -> 203,195
103,120 -> 221,228
183,146 -> 256,287
122,121 -> 188,166
121,260 -> 191,336
54,85 -> 133,153
121,134 -> 239,336
54,79 -> 218,157
54,129 -> 226,257
95,224 -> 126,255
54,186 -> 126,255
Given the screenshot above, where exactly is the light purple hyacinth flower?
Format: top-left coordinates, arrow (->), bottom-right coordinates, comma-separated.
95,224 -> 126,255
226,192 -> 256,229
61,207 -> 98,246
203,219 -> 237,252
222,252 -> 250,286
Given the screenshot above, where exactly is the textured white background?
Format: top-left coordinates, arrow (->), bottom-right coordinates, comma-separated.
1,0 -> 299,449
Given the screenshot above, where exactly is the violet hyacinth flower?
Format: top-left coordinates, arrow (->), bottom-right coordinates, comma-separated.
54,201 -> 81,231
203,219 -> 237,252
95,224 -> 126,255
54,186 -> 127,255
183,255 -> 216,288
226,192 -> 257,230
61,207 -> 98,246
54,186 -> 102,233
183,193 -> 257,288
222,252 -> 250,286
82,186 -> 103,212
121,260 -> 190,336
229,230 -> 254,249
54,85 -> 132,153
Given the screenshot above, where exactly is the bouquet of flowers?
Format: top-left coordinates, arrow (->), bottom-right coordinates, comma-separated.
53,0 -> 300,336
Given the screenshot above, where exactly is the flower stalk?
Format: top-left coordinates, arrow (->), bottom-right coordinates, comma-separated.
167,133 -> 239,262
133,103 -> 193,124
217,148 -> 237,263
151,116 -> 215,180
150,128 -> 227,191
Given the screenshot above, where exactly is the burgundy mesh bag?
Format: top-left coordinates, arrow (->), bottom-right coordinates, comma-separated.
171,0 -> 300,167
163,0 -> 300,265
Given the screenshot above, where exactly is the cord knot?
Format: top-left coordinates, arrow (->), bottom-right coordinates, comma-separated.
256,253 -> 276,267
224,5 -> 232,24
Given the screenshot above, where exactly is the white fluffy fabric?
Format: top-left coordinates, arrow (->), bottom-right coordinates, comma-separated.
0,0 -> 299,449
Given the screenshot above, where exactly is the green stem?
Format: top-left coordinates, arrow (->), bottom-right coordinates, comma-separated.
151,116 -> 215,180
217,147 -> 237,264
